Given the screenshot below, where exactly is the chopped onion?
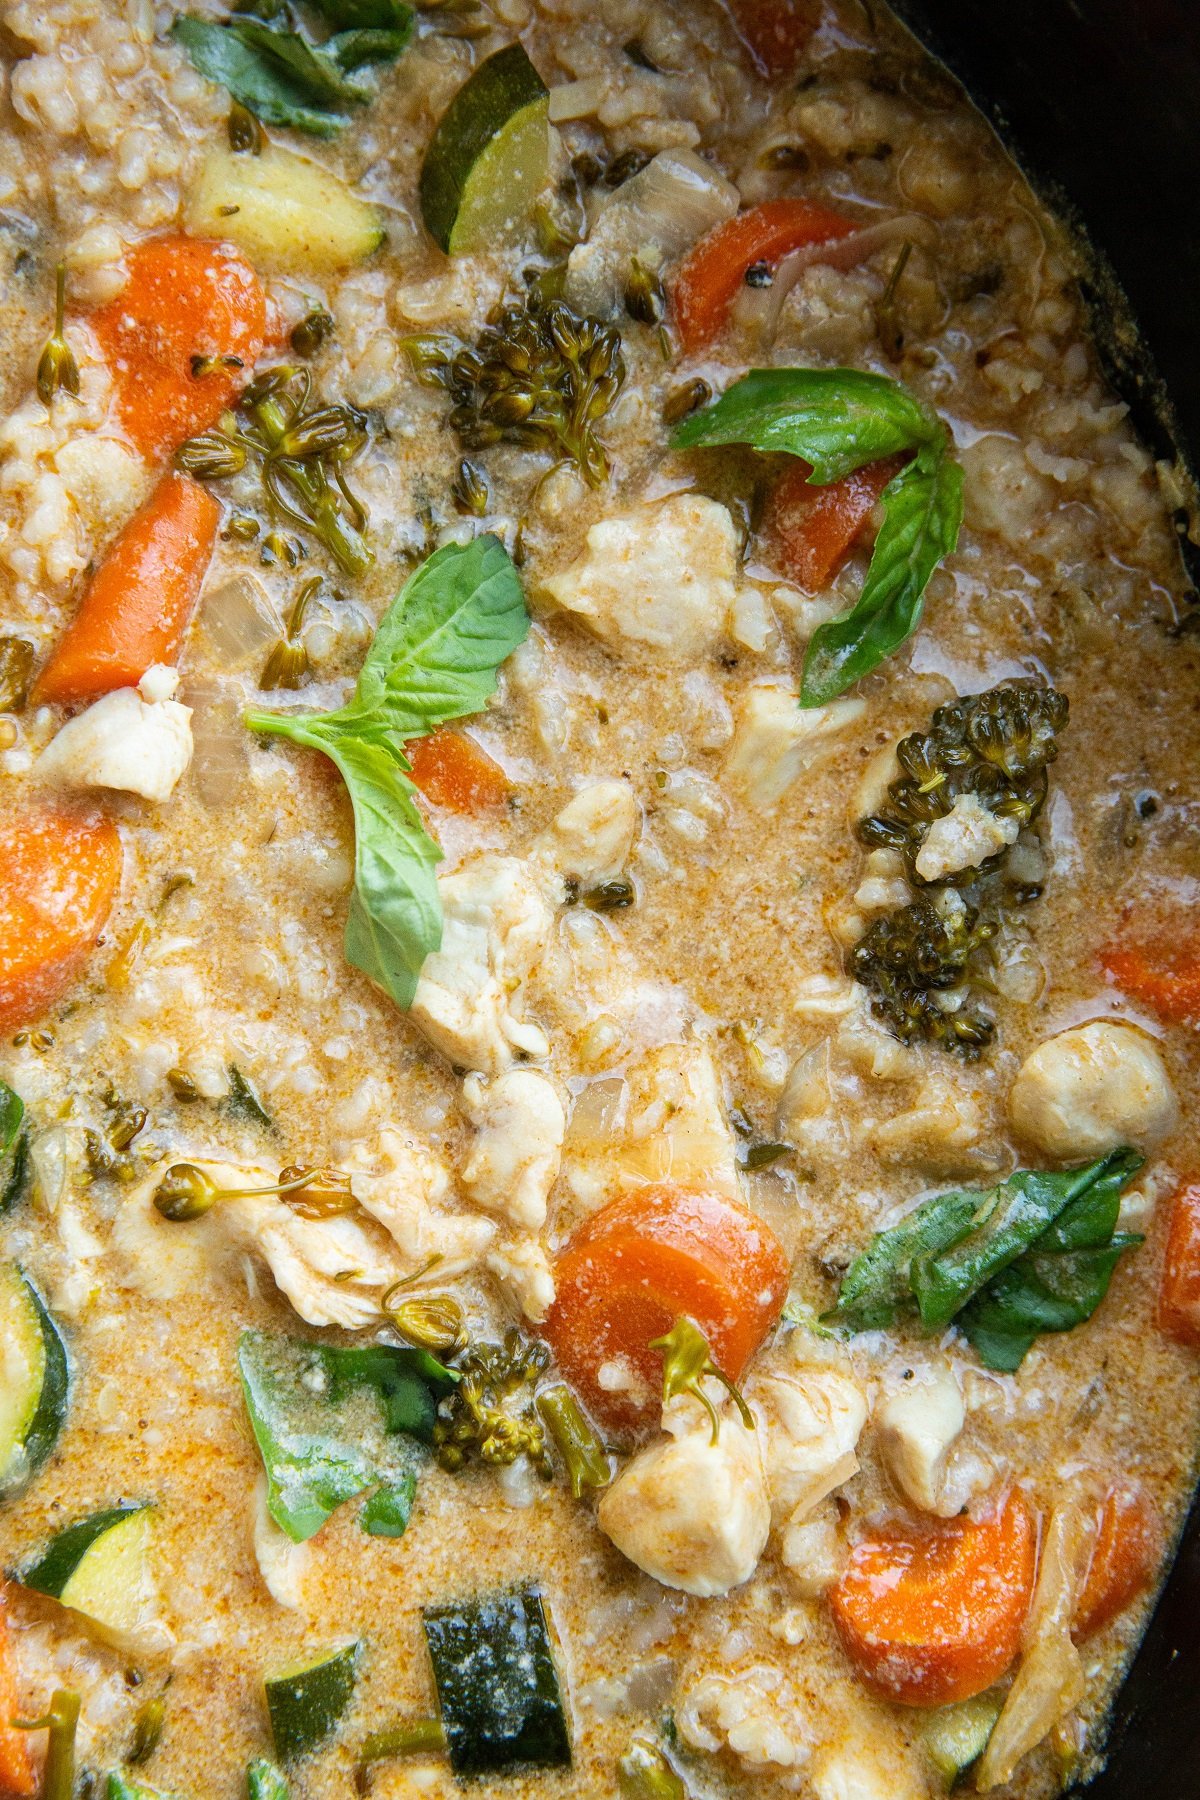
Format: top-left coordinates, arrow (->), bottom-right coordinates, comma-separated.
565,150 -> 740,317
566,1075 -> 627,1150
198,573 -> 281,670
975,1502 -> 1090,1791
186,678 -> 250,809
739,211 -> 937,344
29,1124 -> 83,1215
548,77 -> 607,123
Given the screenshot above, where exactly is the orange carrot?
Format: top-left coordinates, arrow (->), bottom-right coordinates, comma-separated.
728,0 -> 819,77
406,727 -> 511,814
763,454 -> 906,591
1073,1484 -> 1161,1640
33,471 -> 220,706
91,234 -> 269,460
1100,930 -> 1200,1027
672,198 -> 855,355
0,809 -> 122,1031
543,1185 -> 789,1433
0,1588 -> 35,1799
829,1491 -> 1038,1706
1157,1181 -> 1200,1349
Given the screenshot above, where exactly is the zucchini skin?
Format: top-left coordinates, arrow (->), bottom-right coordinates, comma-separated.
20,1502 -> 145,1599
0,1267 -> 69,1497
423,1584 -> 571,1775
265,1642 -> 360,1761
419,42 -> 548,253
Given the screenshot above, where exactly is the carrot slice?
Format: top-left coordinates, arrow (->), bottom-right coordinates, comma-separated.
672,198 -> 855,355
1073,1484 -> 1161,1640
406,727 -> 511,814
91,234 -> 268,460
0,809 -> 122,1031
543,1184 -> 789,1433
829,1490 -> 1038,1705
1100,932 -> 1200,1027
729,0 -> 820,77
1158,1181 -> 1200,1349
33,471 -> 220,706
0,1592 -> 34,1800
763,454 -> 906,591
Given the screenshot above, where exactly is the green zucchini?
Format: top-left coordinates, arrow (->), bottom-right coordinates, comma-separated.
422,1585 -> 571,1775
107,1776 -> 186,1800
1,1079 -> 27,1212
21,1503 -> 155,1641
419,42 -> 550,255
923,1693 -> 1003,1786
0,1265 -> 69,1498
265,1642 -> 360,1761
186,144 -> 385,272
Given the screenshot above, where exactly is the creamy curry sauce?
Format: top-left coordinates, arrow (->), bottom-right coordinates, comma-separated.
1,2 -> 1199,1799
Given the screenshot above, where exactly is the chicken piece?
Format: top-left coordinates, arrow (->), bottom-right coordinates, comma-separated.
597,1396 -> 770,1596
753,1363 -> 868,1548
410,853 -> 553,1074
874,1365 -> 964,1515
344,1127 -> 495,1270
1009,1020 -> 1178,1159
618,1039 -> 740,1198
812,1743 -> 920,1800
778,1504 -> 845,1596
539,779 -> 640,891
252,1476 -> 311,1610
223,1185 -> 411,1330
486,1236 -> 556,1323
543,495 -> 740,661
461,1069 -> 565,1231
913,793 -> 1020,883
725,681 -> 866,812
37,666 -> 193,802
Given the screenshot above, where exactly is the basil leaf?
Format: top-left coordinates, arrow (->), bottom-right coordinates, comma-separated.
239,1331 -> 455,1543
247,1760 -> 290,1800
827,1150 -> 1144,1366
801,443 -> 963,706
671,366 -> 938,481
170,12 -> 412,137
823,1187 -> 982,1332
1,1079 -> 23,1153
310,0 -> 412,28
670,366 -> 962,705
247,536 -> 529,1010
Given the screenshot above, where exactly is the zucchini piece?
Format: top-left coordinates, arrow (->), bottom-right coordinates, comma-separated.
247,1760 -> 289,1800
0,1266 -> 69,1498
419,43 -> 550,255
107,1777 -> 186,1800
186,144 -> 384,273
923,1693 -> 1003,1786
265,1642 -> 360,1761
423,1585 -> 571,1775
21,1504 -> 155,1642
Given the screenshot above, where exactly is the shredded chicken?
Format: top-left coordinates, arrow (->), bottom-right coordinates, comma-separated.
724,681 -> 866,812
38,666 -> 193,802
874,1364 -> 965,1514
461,1069 -> 564,1232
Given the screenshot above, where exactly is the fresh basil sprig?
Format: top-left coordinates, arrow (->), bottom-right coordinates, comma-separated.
246,535 -> 528,1010
171,1 -> 413,138
671,367 -> 963,707
824,1148 -> 1143,1370
240,1331 -> 457,1542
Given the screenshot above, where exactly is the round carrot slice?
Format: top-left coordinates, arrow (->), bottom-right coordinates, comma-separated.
0,809 -> 122,1030
0,1585 -> 35,1798
543,1184 -> 789,1432
91,234 -> 269,460
829,1490 -> 1037,1706
1073,1484 -> 1161,1640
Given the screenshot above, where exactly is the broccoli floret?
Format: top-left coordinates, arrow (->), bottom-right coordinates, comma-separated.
433,1330 -> 552,1476
857,680 -> 1069,878
405,297 -> 625,487
850,895 -> 997,1058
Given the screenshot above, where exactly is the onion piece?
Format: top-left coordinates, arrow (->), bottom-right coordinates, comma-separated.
975,1501 -> 1091,1792
186,678 -> 250,809
198,572 -> 282,670
738,211 -> 937,344
565,151 -> 740,317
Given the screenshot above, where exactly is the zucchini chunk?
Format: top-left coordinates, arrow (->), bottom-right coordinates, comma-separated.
265,1642 -> 360,1761
419,43 -> 550,255
422,1585 -> 571,1775
187,144 -> 384,272
923,1693 -> 1003,1785
21,1503 -> 155,1641
0,1265 -> 69,1497
107,1776 -> 186,1800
